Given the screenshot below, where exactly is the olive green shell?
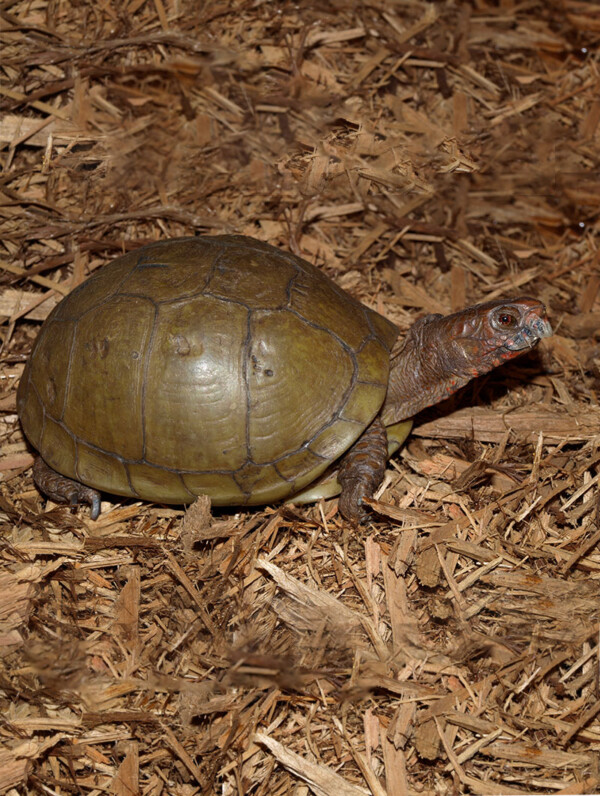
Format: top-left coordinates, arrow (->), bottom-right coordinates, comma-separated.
18,236 -> 398,506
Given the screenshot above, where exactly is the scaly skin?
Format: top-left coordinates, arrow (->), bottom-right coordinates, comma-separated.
381,297 -> 552,425
337,298 -> 552,523
33,457 -> 101,520
338,416 -> 388,523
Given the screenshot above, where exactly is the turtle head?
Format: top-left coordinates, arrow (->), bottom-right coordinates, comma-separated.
382,297 -> 552,424
443,298 -> 552,377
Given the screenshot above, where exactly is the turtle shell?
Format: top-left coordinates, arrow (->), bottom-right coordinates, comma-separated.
17,236 -> 398,506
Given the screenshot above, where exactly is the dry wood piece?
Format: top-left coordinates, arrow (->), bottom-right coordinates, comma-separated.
256,557 -> 365,636
255,733 -> 370,796
1,0 -> 599,793
413,405 -> 600,443
0,562 -> 66,650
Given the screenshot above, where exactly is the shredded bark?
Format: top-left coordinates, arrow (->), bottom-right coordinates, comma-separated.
1,1 -> 599,794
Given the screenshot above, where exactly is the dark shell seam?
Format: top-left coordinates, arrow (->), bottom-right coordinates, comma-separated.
122,461 -> 141,498
363,305 -> 398,351
60,264 -> 143,322
285,264 -> 302,307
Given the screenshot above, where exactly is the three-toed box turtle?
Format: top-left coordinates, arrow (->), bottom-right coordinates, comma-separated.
17,235 -> 552,522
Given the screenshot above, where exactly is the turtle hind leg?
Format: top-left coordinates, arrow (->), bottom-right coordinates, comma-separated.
33,457 -> 101,520
337,416 -> 388,524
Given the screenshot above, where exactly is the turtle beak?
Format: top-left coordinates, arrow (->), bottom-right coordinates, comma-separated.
528,313 -> 553,340
505,306 -> 553,351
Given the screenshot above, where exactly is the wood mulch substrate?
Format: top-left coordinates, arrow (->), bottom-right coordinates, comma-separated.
1,1 -> 599,794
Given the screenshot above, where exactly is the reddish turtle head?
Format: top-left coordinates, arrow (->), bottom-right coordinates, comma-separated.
382,298 -> 552,424
437,297 -> 552,375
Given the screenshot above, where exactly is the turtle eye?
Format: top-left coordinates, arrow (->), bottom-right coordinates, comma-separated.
494,309 -> 518,329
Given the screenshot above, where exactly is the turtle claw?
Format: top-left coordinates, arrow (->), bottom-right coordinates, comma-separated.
338,479 -> 371,525
33,457 -> 102,520
68,490 -> 101,520
89,493 -> 101,521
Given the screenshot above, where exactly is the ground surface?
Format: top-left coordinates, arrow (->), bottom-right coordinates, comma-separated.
1,1 -> 599,794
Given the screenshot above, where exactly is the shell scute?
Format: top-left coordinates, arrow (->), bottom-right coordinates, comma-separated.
127,461 -> 194,503
121,238 -> 216,301
289,270 -> 372,350
144,294 -> 248,471
233,461 -> 289,504
19,318 -> 75,423
76,441 -> 130,497
62,295 -> 155,460
52,252 -> 139,321
340,383 -> 388,425
247,310 -> 355,465
307,417 -> 366,460
182,472 -> 246,504
39,416 -> 76,478
206,248 -> 295,309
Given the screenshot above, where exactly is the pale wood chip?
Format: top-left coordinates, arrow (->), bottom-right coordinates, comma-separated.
487,741 -> 590,768
255,732 -> 370,796
382,736 -> 410,796
112,566 -> 140,645
0,287 -> 60,321
111,742 -> 139,796
256,558 -> 363,632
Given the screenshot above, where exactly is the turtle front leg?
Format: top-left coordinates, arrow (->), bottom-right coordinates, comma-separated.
338,416 -> 388,523
33,457 -> 101,520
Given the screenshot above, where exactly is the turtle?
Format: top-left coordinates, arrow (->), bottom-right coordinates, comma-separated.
17,235 -> 552,523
